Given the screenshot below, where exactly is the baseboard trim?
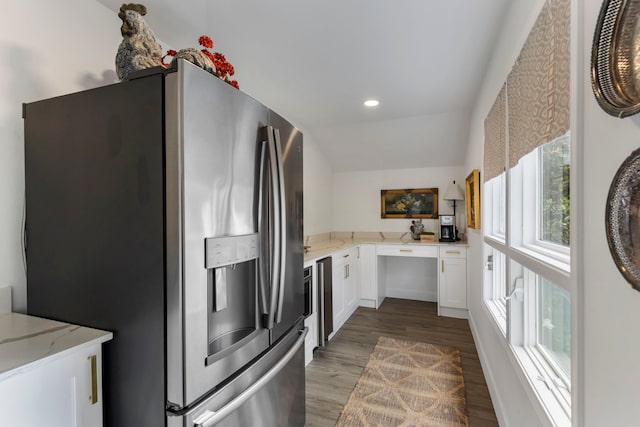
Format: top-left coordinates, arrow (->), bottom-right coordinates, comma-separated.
468,309 -> 508,427
359,299 -> 376,308
386,289 -> 437,302
439,306 -> 468,319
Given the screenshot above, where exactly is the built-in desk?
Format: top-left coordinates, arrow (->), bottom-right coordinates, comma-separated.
359,243 -> 468,319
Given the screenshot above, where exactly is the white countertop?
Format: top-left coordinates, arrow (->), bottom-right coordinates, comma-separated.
304,238 -> 468,264
0,313 -> 113,381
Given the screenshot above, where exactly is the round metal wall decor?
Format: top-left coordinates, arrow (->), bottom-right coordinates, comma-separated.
606,147 -> 640,290
591,0 -> 640,118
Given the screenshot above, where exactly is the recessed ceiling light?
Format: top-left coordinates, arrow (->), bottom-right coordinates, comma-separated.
364,99 -> 379,107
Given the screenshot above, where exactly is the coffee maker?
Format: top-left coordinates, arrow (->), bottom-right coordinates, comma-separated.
439,215 -> 456,242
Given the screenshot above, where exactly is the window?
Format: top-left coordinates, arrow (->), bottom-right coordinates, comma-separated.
503,264 -> 572,419
536,277 -> 571,381
514,133 -> 571,268
483,136 -> 571,425
481,1 -> 571,422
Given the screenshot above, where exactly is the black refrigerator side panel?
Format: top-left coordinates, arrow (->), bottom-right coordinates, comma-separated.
268,111 -> 304,343
24,75 -> 167,427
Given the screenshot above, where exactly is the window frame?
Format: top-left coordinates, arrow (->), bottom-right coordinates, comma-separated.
524,271 -> 571,416
533,276 -> 571,384
537,132 -> 571,249
484,173 -> 507,243
484,245 -> 507,335
518,135 -> 571,270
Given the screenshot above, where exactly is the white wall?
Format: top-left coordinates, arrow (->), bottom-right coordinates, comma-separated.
302,131 -> 334,236
581,1 -> 640,425
331,166 -> 466,235
463,0 -> 553,425
0,0 -> 123,313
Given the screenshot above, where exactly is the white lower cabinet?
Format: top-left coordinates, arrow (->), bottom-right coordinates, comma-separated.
344,248 -> 359,315
0,342 -> 106,427
332,246 -> 360,333
438,246 -> 468,318
332,253 -> 345,333
358,244 -> 379,308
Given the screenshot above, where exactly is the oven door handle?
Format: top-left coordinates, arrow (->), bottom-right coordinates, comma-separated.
192,327 -> 308,427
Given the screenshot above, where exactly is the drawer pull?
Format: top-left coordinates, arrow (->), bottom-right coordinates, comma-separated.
445,250 -> 461,255
89,355 -> 98,404
399,249 -> 413,253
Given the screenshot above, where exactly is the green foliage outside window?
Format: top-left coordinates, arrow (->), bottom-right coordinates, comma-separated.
540,135 -> 570,246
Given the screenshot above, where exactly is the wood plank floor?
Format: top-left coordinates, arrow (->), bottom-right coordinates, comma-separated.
305,298 -> 499,426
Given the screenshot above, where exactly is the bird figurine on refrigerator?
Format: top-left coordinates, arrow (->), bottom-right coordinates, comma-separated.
115,3 -> 163,81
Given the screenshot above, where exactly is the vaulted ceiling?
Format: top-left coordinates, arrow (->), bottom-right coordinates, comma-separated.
97,0 -> 510,172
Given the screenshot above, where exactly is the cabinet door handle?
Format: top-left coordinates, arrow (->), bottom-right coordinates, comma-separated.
88,355 -> 98,404
441,260 -> 444,273
445,250 -> 461,255
399,249 -> 413,253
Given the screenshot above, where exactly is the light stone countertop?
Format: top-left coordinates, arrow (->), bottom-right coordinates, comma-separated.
303,236 -> 468,264
0,312 -> 112,381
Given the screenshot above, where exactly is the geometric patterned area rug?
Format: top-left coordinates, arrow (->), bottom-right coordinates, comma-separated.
335,336 -> 469,427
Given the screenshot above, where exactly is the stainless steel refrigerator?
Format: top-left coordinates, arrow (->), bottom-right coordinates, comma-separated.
23,59 -> 306,427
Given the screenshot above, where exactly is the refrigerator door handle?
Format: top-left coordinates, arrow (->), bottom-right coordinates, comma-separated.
263,126 -> 282,329
192,327 -> 308,427
272,127 -> 287,324
257,142 -> 269,316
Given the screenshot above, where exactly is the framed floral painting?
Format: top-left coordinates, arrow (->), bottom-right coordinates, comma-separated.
380,188 -> 438,218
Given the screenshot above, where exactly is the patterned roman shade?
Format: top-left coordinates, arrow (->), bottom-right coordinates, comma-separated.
506,0 -> 570,168
483,83 -> 506,182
